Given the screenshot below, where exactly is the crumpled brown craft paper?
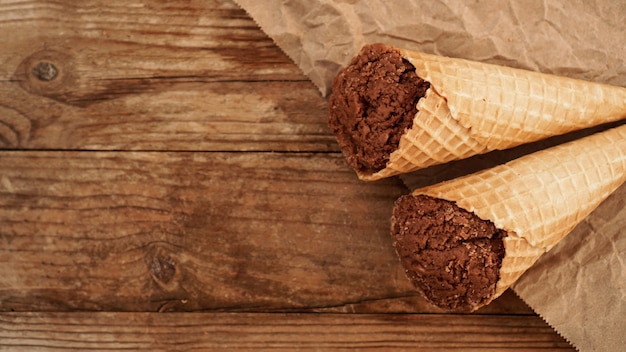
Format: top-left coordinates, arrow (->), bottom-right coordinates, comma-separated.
234,1 -> 626,351
236,0 -> 625,97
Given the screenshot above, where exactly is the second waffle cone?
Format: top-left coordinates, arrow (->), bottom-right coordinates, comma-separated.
410,123 -> 626,302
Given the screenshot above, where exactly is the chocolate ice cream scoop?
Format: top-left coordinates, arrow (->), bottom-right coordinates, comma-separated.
328,43 -> 429,174
391,194 -> 506,312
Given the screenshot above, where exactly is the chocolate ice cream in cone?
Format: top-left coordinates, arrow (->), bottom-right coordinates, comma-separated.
391,124 -> 626,312
328,43 -> 626,181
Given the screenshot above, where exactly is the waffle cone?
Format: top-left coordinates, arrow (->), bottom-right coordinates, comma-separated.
360,46 -> 626,181
411,123 -> 626,302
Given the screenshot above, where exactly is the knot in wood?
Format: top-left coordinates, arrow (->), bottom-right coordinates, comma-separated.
14,50 -> 79,105
150,255 -> 177,284
32,62 -> 58,81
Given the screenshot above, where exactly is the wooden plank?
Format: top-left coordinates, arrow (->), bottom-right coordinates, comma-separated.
0,0 -> 332,151
0,80 -> 332,151
0,312 -> 574,351
0,151 -> 533,314
0,0 -> 298,81
0,151 -> 409,312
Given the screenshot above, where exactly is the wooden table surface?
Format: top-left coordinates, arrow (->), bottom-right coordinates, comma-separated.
0,0 -> 574,350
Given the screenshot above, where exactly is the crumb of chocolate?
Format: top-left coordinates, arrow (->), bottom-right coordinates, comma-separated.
328,43 -> 430,174
391,194 -> 506,312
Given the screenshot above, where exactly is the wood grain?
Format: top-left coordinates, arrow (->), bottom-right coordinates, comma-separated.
0,151 -> 412,312
0,312 -> 573,351
0,151 -> 532,314
0,0 -> 332,151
